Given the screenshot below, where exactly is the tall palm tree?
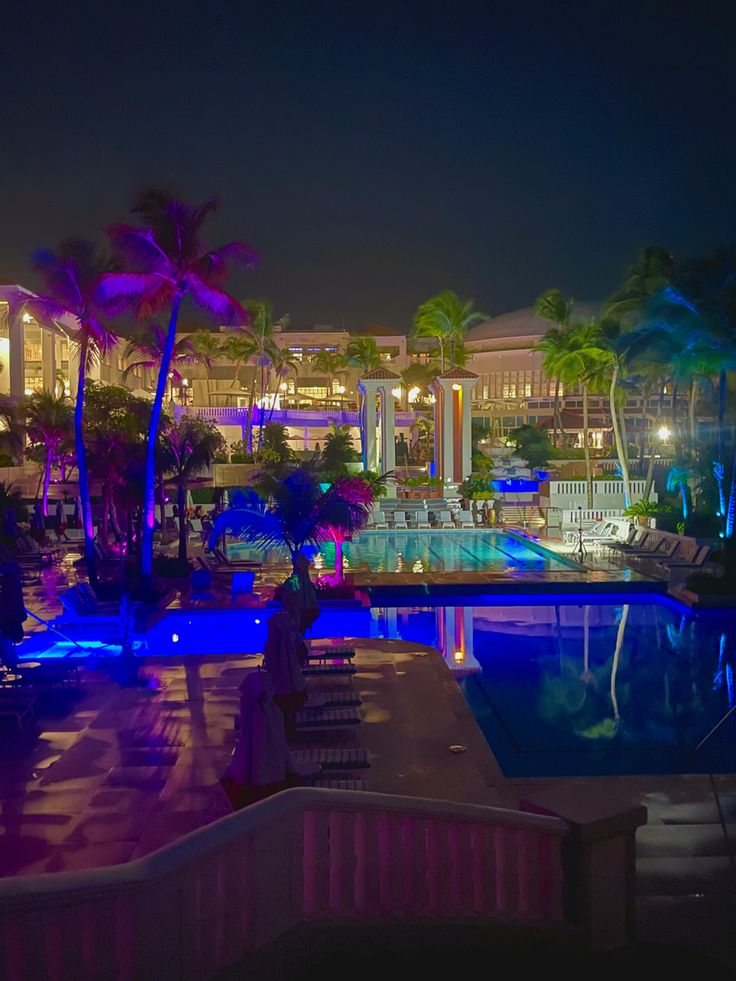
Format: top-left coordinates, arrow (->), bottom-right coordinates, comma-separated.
243,299 -> 287,449
160,417 -> 226,562
344,335 -> 382,375
122,324 -> 195,400
267,346 -> 300,423
554,321 -> 608,508
1,241 -> 118,583
666,465 -> 692,525
310,350 -> 346,399
24,390 -> 73,516
220,330 -> 256,391
189,329 -> 223,405
413,290 -> 486,370
534,289 -> 575,446
97,189 -> 257,591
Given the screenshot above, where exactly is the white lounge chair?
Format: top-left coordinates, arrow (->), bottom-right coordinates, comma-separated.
457,510 -> 475,529
374,510 -> 390,530
392,511 -> 408,530
411,509 -> 431,530
438,510 -> 454,529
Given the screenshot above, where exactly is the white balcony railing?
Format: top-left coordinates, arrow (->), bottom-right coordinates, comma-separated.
0,787 -> 645,980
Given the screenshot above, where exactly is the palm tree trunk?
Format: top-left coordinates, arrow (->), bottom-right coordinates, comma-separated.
726,448 -> 736,538
334,535 -> 344,581
245,372 -> 257,453
582,384 -> 593,508
552,377 -> 560,447
438,337 -> 445,372
74,341 -> 98,584
178,482 -> 187,563
609,364 -> 631,507
101,485 -> 110,546
42,447 -> 53,517
141,294 -> 182,591
688,378 -> 698,452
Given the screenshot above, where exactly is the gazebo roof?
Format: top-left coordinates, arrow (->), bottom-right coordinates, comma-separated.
436,366 -> 479,380
360,367 -> 401,381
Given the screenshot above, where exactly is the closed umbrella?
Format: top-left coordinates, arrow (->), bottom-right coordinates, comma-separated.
220,670 -> 298,809
0,562 -> 27,669
262,610 -> 308,737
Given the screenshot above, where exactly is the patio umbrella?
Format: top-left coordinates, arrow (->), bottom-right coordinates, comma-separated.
262,610 -> 308,737
0,562 -> 27,668
220,669 -> 298,809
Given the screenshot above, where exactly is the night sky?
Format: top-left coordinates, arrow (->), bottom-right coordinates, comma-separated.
3,1 -> 735,331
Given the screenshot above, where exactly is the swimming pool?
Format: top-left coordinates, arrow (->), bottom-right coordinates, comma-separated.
228,530 -> 578,573
21,593 -> 736,778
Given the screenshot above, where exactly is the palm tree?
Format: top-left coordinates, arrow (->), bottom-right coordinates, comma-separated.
209,461 -> 382,576
534,289 -> 575,446
121,324 -> 195,400
189,329 -> 223,405
220,330 -> 256,391
310,350 -> 346,399
554,321 -> 608,508
264,346 -> 299,424
159,417 -> 226,562
666,465 -> 692,525
1,240 -> 118,583
344,335 -> 382,375
24,390 -> 73,516
243,299 -> 288,449
97,189 -> 257,592
321,421 -> 355,476
413,291 -> 486,370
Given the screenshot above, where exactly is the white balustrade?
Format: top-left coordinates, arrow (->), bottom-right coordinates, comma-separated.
0,787 -> 645,980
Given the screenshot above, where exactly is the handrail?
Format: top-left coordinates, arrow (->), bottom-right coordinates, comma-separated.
0,786 -> 645,979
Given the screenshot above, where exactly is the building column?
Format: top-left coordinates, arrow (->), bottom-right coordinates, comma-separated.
358,380 -> 379,472
42,329 -> 57,392
459,379 -> 475,482
9,312 -> 24,398
379,384 -> 396,477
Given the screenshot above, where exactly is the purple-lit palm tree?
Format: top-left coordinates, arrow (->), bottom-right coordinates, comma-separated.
1,242 -> 118,584
97,190 -> 257,592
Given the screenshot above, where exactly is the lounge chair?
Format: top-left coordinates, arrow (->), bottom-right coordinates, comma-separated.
0,690 -> 38,731
212,547 -> 262,569
609,527 -> 650,555
655,544 -> 711,579
438,510 -> 454,529
306,643 -> 356,660
302,660 -> 357,677
457,509 -> 475,529
629,536 -> 680,567
231,570 -> 256,599
295,706 -> 362,729
392,511 -> 409,530
290,747 -> 370,769
188,518 -> 203,540
410,510 -> 431,530
373,510 -> 390,531
304,689 -> 362,708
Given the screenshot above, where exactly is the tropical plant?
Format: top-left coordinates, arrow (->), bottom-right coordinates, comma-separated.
507,423 -> 552,473
2,240 -> 119,583
254,422 -> 293,466
159,417 -> 226,562
242,299 -> 288,448
458,471 -> 494,499
344,335 -> 381,375
208,462 -> 383,576
666,465 -> 692,524
321,421 -> 355,475
121,324 -> 195,395
413,290 -> 486,370
84,383 -> 150,546
97,189 -> 257,591
266,346 -> 300,424
623,499 -> 670,519
533,289 -> 575,446
220,329 -> 256,390
310,350 -> 346,398
24,390 -> 73,515
553,321 -> 609,507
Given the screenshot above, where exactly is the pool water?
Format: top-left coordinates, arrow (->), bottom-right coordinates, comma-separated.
20,594 -> 736,779
229,530 -> 577,574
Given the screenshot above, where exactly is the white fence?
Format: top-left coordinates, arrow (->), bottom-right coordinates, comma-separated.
179,406 -> 419,427
0,787 -> 645,980
546,480 -> 656,511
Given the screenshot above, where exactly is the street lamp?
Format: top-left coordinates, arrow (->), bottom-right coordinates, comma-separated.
657,425 -> 671,442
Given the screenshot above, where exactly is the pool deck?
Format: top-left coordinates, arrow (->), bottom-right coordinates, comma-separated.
2,635 -> 736,970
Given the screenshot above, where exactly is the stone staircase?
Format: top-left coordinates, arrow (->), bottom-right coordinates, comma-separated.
497,503 -> 546,530
634,778 -> 736,969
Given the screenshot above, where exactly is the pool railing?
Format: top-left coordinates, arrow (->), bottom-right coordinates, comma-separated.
0,787 -> 646,980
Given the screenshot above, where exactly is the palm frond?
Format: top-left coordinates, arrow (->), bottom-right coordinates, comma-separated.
186,273 -> 247,324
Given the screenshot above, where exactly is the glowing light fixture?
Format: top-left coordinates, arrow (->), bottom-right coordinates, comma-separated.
335,384 -> 346,394
453,649 -> 465,663
391,387 -> 402,399
280,382 -> 288,391
407,385 -> 420,402
451,383 -> 461,391
22,312 -> 32,323
657,426 -> 671,441
171,633 -> 179,643
182,377 -> 190,386
24,388 -> 33,396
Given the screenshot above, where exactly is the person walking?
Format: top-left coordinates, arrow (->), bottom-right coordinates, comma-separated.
54,499 -> 68,542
